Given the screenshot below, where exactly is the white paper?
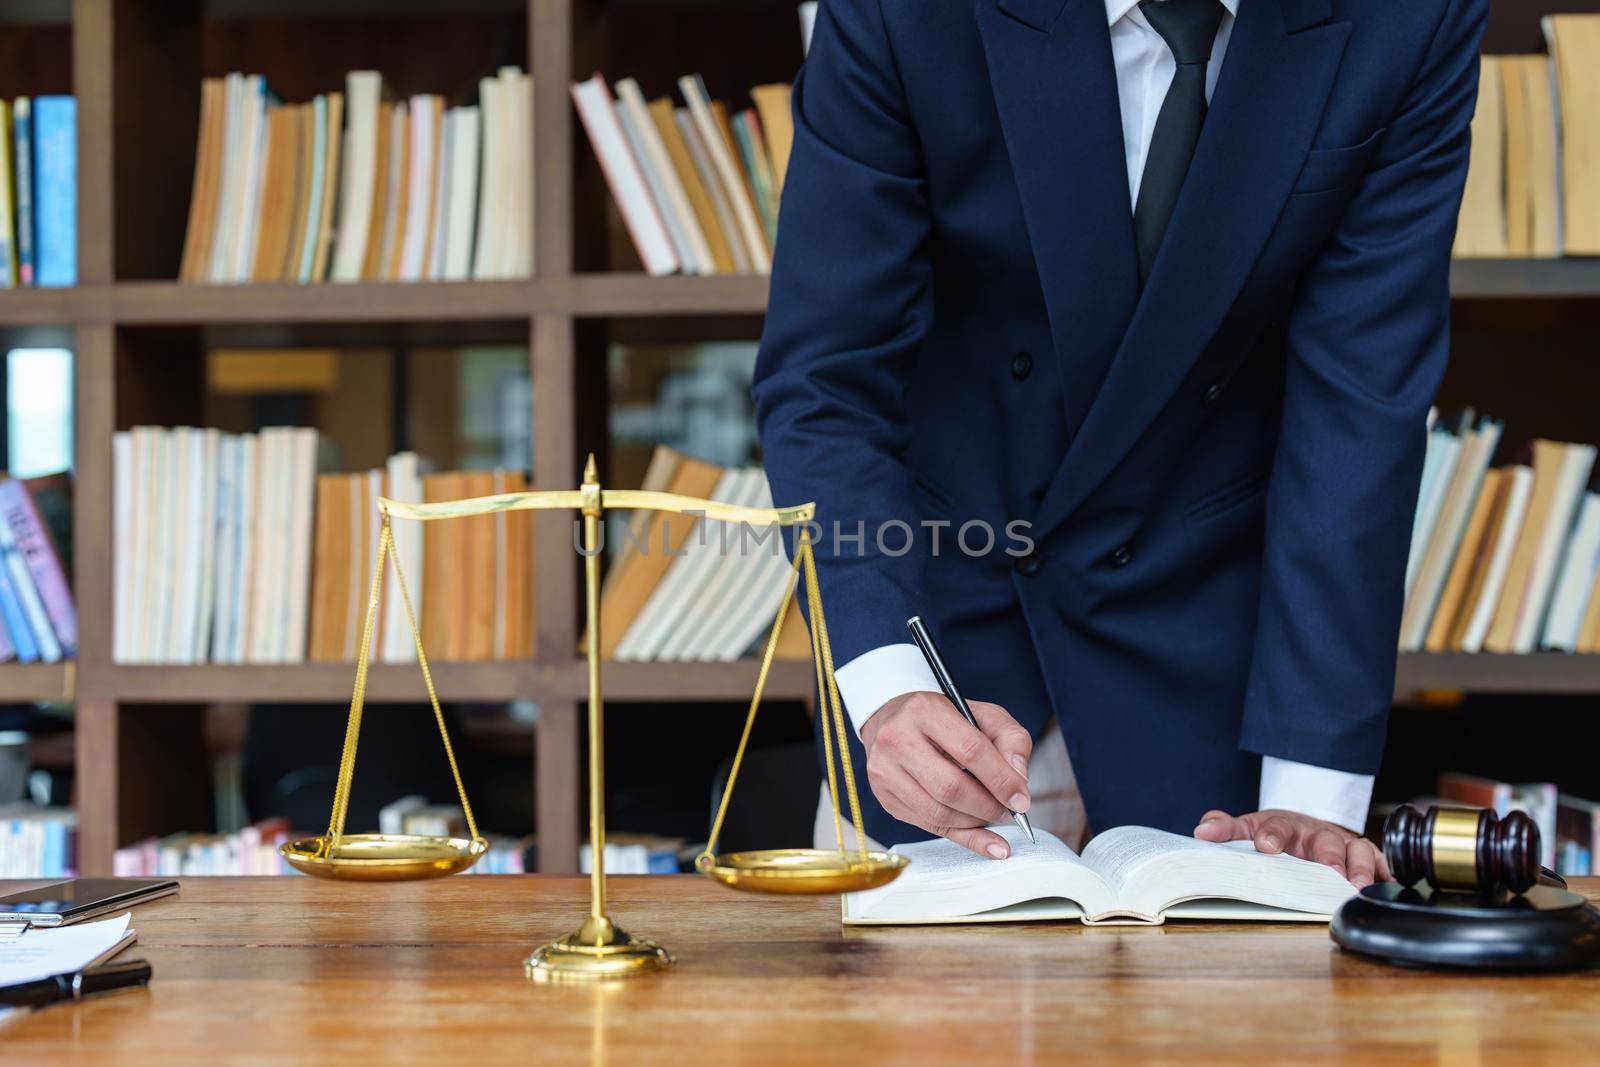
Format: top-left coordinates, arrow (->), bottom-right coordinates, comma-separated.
0,913 -> 133,987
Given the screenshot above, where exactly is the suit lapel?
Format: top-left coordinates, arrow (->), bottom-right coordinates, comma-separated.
1028,0 -> 1351,541
975,0 -> 1140,441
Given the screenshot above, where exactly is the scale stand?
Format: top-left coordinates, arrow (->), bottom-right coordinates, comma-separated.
525,462 -> 671,981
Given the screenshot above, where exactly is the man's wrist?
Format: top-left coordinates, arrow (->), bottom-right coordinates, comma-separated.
833,643 -> 943,736
1258,756 -> 1374,833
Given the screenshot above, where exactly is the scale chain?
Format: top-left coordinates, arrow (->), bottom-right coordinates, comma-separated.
322,514 -> 481,854
323,518 -> 391,849
700,555 -> 803,863
802,535 -> 869,856
699,529 -> 869,867
388,514 -> 482,843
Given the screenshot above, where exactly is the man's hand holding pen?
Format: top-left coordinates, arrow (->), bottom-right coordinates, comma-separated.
859,692 -> 1034,860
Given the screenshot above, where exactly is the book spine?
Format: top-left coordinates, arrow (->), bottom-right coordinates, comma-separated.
32,96 -> 75,287
231,433 -> 258,663
13,97 -> 33,286
570,76 -> 679,276
298,96 -> 328,282
191,429 -> 220,661
44,819 -> 62,878
0,544 -> 39,662
2,529 -> 60,662
732,112 -> 776,242
0,478 -> 76,654
0,590 -> 15,662
0,101 -> 15,289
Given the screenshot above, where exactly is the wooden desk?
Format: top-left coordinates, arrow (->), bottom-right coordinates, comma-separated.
4,876 -> 1600,1065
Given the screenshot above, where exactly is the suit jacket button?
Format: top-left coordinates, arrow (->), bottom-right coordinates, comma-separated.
1109,544 -> 1133,567
1010,351 -> 1033,380
1203,381 -> 1224,405
1014,554 -> 1042,577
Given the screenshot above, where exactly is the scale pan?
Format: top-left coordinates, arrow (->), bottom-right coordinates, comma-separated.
698,848 -> 908,894
280,834 -> 487,881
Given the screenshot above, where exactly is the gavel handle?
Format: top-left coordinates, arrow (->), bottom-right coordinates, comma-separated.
1538,867 -> 1567,890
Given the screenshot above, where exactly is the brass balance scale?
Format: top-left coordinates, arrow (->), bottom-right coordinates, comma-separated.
279,456 -> 908,980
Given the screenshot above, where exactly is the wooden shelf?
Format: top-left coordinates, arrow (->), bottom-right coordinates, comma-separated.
1394,653 -> 1600,694
91,655 -> 1600,704
1449,258 -> 1600,299
0,662 -> 74,702
205,0 -> 524,17
111,280 -> 537,324
0,287 -> 81,326
7,262 -> 1600,334
591,658 -> 813,701
89,655 -> 1600,704
565,273 -> 769,316
0,276 -> 768,326
102,661 -> 558,704
96,658 -> 814,704
0,0 -> 70,24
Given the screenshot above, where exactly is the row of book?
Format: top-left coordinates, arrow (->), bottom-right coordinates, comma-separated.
108,802 -> 538,877
0,473 -> 75,664
1399,416 -> 1600,654
1455,17 -> 1600,257
178,67 -> 533,286
112,426 -> 535,664
378,795 -> 536,874
579,833 -> 687,875
0,805 -> 76,878
113,818 -> 295,877
309,467 -> 535,664
0,96 -> 75,288
573,73 -> 792,277
594,446 -> 809,663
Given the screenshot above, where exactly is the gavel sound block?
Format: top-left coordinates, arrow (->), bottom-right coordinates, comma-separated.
1330,804 -> 1600,971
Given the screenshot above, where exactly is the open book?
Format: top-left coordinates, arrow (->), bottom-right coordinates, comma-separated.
842,825 -> 1358,926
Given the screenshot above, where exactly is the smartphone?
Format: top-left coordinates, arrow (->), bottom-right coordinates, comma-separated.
0,879 -> 179,927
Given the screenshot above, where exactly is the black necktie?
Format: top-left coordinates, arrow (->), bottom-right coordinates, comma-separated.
1132,0 -> 1225,285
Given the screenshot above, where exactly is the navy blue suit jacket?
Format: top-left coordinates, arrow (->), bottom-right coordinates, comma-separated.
753,0 -> 1486,846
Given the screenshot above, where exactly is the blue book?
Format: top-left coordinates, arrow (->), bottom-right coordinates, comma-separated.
32,95 -> 75,287
0,553 -> 39,662
12,97 -> 32,286
43,818 -> 64,878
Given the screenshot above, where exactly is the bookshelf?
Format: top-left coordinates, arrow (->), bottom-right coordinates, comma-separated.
0,0 -> 1595,876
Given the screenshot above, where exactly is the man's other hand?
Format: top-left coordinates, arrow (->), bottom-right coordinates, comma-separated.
859,692 -> 1033,860
1193,809 -> 1393,888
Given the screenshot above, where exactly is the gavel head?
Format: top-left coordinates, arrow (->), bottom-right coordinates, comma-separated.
1383,804 -> 1540,894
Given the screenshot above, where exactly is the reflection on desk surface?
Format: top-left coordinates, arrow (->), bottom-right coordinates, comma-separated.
2,875 -> 1598,1066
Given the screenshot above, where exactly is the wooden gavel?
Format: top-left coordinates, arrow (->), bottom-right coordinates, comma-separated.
1383,803 -> 1542,894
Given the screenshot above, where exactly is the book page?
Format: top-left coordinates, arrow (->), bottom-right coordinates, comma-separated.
843,826 -> 1117,923
1082,827 -> 1356,919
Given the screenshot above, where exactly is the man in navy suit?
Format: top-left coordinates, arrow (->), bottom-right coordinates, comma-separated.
753,0 -> 1486,885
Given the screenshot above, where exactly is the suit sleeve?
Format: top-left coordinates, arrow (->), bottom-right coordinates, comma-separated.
752,0 -> 936,665
1239,0 -> 1488,774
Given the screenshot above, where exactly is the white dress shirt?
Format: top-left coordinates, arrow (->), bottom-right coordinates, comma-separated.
830,0 -> 1374,834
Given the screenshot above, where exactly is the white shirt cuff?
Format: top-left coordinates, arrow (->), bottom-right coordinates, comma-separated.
1259,757 -> 1374,833
833,643 -> 942,735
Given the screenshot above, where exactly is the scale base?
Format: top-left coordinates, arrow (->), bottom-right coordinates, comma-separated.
525,915 -> 673,982
1332,882 -> 1600,971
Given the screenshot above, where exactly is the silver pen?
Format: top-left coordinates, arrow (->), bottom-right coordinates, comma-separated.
906,615 -> 1035,844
